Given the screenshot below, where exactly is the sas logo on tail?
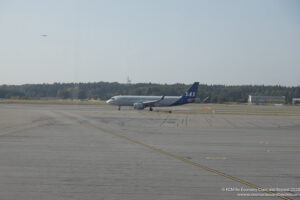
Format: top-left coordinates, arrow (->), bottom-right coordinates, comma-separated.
185,92 -> 196,97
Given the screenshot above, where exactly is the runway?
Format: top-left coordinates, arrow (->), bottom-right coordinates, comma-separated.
0,103 -> 299,199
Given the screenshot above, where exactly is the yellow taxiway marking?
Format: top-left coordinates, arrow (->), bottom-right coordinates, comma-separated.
61,113 -> 291,200
206,156 -> 227,160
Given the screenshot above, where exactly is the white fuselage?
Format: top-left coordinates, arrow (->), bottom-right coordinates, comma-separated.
106,95 -> 181,107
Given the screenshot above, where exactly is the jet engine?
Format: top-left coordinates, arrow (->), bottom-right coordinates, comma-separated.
133,103 -> 145,110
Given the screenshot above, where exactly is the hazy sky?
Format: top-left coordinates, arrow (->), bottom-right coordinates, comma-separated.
0,0 -> 299,86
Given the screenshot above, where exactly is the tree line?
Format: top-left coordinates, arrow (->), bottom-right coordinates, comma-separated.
0,82 -> 299,103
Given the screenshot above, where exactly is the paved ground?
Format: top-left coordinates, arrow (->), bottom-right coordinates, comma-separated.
0,103 -> 299,200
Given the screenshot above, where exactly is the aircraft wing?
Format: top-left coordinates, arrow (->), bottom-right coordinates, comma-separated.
142,96 -> 165,107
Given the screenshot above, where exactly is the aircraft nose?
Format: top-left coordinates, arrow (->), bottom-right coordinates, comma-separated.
106,99 -> 111,104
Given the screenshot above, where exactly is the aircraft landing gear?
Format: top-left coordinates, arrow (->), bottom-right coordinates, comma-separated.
118,106 -> 121,111
149,107 -> 153,111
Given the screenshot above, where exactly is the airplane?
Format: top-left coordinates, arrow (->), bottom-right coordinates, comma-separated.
106,82 -> 199,111
40,34 -> 48,37
203,96 -> 210,103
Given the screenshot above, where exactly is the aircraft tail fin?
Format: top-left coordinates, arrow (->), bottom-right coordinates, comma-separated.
182,82 -> 199,98
169,82 -> 199,106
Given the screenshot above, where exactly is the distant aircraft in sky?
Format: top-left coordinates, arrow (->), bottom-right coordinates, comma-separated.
106,82 -> 199,111
40,34 -> 48,37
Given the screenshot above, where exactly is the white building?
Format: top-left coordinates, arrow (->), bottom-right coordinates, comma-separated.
292,98 -> 300,104
248,95 -> 285,104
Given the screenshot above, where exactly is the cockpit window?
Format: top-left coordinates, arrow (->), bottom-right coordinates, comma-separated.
111,98 -> 115,100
